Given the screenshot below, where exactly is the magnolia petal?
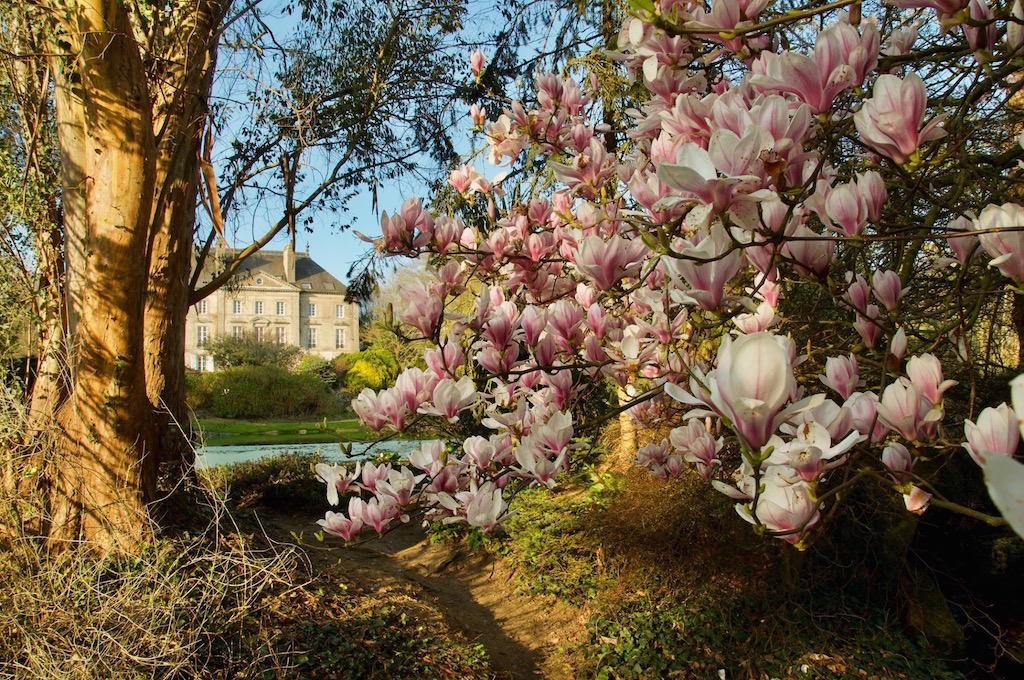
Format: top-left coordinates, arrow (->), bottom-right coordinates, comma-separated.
980,452 -> 1024,538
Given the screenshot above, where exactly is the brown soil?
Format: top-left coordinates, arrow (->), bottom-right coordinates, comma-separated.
256,510 -> 586,679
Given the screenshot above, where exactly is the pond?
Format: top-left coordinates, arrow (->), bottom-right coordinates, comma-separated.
195,439 -> 426,469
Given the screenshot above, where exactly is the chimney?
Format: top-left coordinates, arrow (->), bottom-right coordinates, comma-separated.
283,242 -> 296,284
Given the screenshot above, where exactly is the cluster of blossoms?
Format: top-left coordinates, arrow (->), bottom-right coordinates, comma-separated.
318,0 -> 1024,547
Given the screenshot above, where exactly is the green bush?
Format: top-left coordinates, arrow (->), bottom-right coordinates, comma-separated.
187,366 -> 332,419
205,332 -> 302,368
201,451 -> 326,512
296,354 -> 338,389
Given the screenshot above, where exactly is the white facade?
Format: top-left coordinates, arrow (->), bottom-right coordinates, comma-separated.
185,245 -> 359,371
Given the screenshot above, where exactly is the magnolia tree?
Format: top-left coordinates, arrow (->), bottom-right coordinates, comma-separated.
316,0 -> 1024,549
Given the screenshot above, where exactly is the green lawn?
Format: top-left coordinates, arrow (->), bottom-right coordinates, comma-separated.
195,417 -> 381,446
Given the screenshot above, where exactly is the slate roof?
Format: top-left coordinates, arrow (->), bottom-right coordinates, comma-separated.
199,249 -> 348,294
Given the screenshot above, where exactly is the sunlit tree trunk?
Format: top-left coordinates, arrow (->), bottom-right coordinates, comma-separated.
47,0 -> 156,551
143,2 -> 225,474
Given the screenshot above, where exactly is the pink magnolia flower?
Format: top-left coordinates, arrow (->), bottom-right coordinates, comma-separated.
882,442 -> 915,482
462,435 -> 496,472
846,391 -> 887,443
359,461 -> 390,495
548,138 -> 615,200
844,272 -> 870,314
470,50 -> 486,78
963,404 -> 1020,466
906,353 -> 957,405
876,379 -> 941,442
732,300 -> 777,334
399,281 -> 443,337
739,473 -> 820,545
946,215 -> 978,264
575,234 -> 647,291
973,203 -> 1024,284
709,332 -> 797,451
636,439 -> 677,480
666,225 -> 744,310
670,420 -> 722,481
750,51 -> 854,115
419,376 -> 478,423
1013,375 -> 1024,439
393,367 -> 437,414
376,389 -> 408,431
1010,1 -> 1024,55
470,103 -> 487,127
462,482 -> 508,533
425,342 -> 465,379
318,498 -> 366,541
351,389 -> 389,431
885,0 -> 968,22
882,24 -> 919,57
514,437 -> 568,488
872,269 -> 907,311
315,462 -> 361,506
857,170 -> 888,222
409,440 -> 445,476
891,328 -> 908,362
781,225 -> 834,279
903,486 -> 932,515
379,467 -> 426,506
656,134 -> 763,222
824,182 -> 869,237
853,304 -> 882,349
963,0 -> 997,53
449,164 -> 482,194
820,354 -> 861,400
854,73 -> 945,165
358,496 -> 401,534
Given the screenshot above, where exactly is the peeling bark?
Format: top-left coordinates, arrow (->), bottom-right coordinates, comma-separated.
48,0 -> 156,551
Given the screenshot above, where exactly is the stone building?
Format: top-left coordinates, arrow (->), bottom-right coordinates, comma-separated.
185,243 -> 359,371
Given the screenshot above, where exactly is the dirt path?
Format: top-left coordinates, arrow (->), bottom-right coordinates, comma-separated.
257,511 -> 584,679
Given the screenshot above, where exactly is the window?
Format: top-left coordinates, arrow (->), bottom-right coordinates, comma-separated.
276,327 -> 287,345
276,301 -> 286,315
196,355 -> 208,371
232,325 -> 243,338
232,300 -> 242,314
254,326 -> 265,342
335,304 -> 345,319
256,277 -> 264,285
196,300 -> 208,314
307,328 -> 318,348
254,301 -> 264,315
335,327 -> 346,349
307,303 -> 317,317
196,325 -> 209,347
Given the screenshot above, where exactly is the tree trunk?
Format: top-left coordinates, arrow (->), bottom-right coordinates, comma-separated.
616,385 -> 636,462
48,0 -> 156,552
142,1 -> 226,474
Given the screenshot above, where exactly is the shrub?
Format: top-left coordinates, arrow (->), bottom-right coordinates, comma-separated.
342,348 -> 399,391
205,332 -> 302,368
296,353 -> 338,389
201,451 -> 326,512
188,365 -> 332,419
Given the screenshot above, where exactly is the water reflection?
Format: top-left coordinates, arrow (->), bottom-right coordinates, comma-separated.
195,440 -> 425,468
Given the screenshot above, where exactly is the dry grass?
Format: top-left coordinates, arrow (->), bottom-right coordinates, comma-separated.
0,379 -> 307,679
0,381 -> 489,679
